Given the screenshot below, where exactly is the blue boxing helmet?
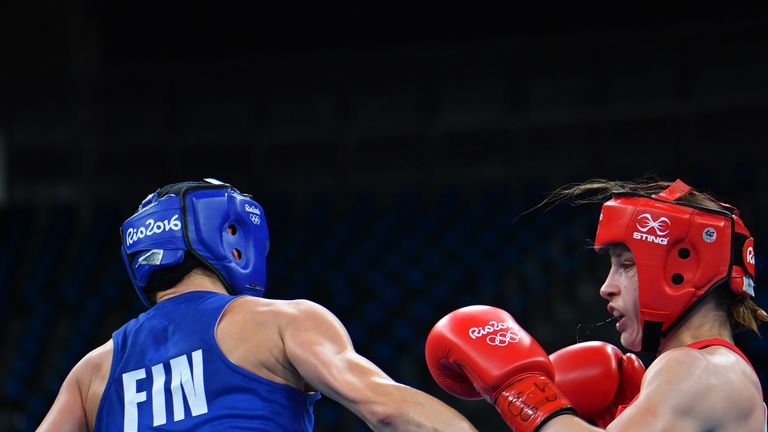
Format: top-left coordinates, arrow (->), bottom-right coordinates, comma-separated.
120,178 -> 270,306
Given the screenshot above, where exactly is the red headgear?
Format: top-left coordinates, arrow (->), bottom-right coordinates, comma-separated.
594,179 -> 756,353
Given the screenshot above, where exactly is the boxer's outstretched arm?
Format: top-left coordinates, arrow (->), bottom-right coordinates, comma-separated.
282,300 -> 477,432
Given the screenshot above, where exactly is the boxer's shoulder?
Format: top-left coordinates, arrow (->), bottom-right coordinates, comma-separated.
68,339 -> 113,390
646,347 -> 733,390
217,296 -> 339,354
641,346 -> 760,421
216,296 -> 347,391
221,296 -> 329,325
80,339 -> 113,369
694,345 -> 764,406
650,345 -> 757,387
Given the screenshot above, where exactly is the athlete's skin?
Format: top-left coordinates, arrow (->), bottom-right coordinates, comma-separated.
541,244 -> 765,432
38,269 -> 478,432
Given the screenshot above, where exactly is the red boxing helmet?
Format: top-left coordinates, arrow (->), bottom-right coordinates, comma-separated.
594,179 -> 756,353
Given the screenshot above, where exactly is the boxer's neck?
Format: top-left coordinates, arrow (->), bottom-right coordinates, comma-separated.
155,270 -> 228,303
657,301 -> 732,353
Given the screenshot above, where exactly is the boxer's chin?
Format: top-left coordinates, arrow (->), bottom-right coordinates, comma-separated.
620,328 -> 642,352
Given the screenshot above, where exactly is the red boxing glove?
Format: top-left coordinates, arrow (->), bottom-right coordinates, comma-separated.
550,341 -> 645,428
425,305 -> 575,432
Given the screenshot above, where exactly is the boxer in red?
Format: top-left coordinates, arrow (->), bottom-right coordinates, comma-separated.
426,178 -> 767,431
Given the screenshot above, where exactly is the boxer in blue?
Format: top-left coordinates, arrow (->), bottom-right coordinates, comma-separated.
39,178 -> 477,432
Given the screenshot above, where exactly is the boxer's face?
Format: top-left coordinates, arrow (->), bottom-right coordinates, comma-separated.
599,244 -> 641,351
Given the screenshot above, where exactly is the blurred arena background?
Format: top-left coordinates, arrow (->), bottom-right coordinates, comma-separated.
1,5 -> 767,431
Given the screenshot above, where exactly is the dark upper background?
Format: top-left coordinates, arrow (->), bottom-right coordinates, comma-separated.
1,4 -> 767,431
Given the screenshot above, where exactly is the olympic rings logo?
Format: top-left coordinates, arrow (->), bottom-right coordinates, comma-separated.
486,331 -> 521,346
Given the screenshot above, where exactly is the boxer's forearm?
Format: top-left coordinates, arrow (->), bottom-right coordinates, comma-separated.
541,414 -> 604,432
367,384 -> 478,432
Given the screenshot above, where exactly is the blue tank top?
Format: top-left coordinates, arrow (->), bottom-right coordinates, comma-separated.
95,291 -> 320,431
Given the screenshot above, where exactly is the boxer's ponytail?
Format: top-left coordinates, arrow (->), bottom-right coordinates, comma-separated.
731,296 -> 768,335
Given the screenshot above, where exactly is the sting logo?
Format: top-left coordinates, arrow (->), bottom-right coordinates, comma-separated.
633,213 -> 671,245
636,214 -> 671,235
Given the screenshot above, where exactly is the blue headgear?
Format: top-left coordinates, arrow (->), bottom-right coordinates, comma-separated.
120,178 -> 270,306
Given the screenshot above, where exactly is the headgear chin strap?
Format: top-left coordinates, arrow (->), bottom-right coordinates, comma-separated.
594,179 -> 756,353
120,178 -> 270,306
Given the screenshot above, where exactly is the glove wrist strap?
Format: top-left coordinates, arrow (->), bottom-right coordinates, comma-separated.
494,374 -> 575,432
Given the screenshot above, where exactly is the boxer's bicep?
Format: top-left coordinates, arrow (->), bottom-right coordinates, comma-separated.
281,301 -> 396,416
